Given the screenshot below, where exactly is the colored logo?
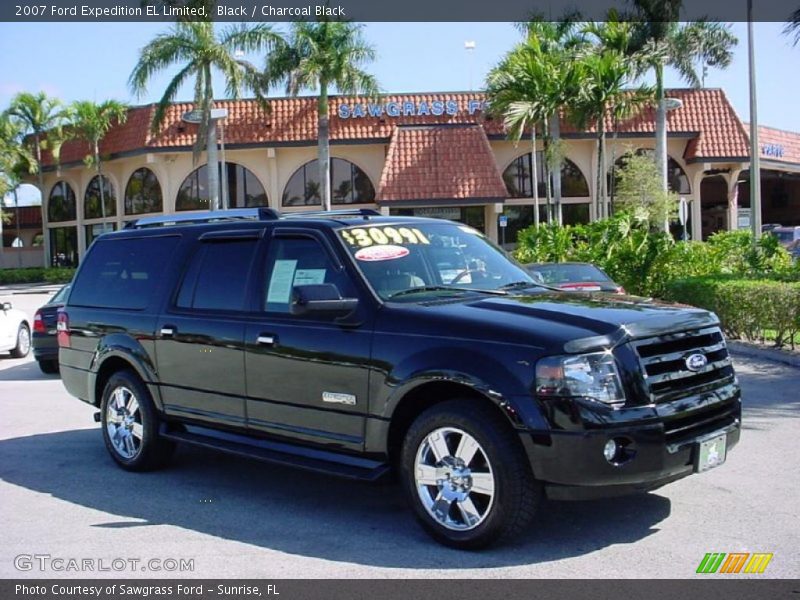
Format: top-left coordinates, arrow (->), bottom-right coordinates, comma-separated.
696,552 -> 773,574
685,353 -> 708,372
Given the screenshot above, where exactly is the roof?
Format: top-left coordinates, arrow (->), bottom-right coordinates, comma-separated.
742,123 -> 800,166
41,88 -> 762,168
376,124 -> 508,205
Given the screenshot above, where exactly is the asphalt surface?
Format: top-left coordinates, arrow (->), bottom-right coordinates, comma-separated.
0,288 -> 798,579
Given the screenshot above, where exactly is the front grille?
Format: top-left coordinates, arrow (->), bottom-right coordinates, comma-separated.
631,326 -> 735,403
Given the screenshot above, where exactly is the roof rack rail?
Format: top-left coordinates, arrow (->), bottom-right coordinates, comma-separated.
125,208 -> 280,229
283,208 -> 381,218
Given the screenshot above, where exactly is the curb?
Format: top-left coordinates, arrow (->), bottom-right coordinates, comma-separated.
728,341 -> 800,370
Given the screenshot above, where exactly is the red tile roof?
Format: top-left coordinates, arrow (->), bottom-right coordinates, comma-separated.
742,123 -> 800,165
376,124 -> 507,204
40,88 -> 761,168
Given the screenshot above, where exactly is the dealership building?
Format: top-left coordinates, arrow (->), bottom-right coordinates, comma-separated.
30,88 -> 800,267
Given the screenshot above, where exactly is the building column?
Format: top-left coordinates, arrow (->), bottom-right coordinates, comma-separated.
485,203 -> 501,243
691,170 -> 705,241
725,168 -> 743,231
266,148 -> 279,210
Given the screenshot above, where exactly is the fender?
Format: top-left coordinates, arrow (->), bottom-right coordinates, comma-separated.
88,333 -> 164,410
376,345 -> 547,430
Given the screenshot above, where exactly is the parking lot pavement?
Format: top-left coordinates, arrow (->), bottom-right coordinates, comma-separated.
0,289 -> 798,579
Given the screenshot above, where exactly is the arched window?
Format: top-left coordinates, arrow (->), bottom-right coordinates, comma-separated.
48,181 -> 76,222
176,162 -> 268,211
125,168 -> 163,215
84,174 -> 117,219
282,158 -> 376,207
503,153 -> 590,198
610,149 -> 691,195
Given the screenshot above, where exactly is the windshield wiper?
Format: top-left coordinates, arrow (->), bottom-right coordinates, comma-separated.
499,280 -> 564,293
388,285 -> 508,299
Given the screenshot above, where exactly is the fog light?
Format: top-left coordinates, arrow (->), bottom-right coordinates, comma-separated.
603,439 -> 618,462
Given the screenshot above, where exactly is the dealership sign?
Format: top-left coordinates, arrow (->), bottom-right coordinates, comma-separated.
761,143 -> 785,158
337,99 -> 486,119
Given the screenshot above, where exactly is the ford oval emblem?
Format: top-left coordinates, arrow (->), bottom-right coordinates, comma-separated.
685,353 -> 708,372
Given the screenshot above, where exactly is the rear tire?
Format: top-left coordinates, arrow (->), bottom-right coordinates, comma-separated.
10,323 -> 30,358
400,399 -> 541,549
38,359 -> 59,374
100,369 -> 174,471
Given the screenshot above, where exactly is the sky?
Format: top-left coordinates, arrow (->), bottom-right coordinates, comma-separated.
1,21 -> 799,206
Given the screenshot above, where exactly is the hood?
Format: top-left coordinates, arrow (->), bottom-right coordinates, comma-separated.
407,291 -> 718,354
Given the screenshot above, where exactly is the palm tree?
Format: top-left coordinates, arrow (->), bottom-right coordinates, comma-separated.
69,100 -> 129,231
628,2 -> 737,191
571,20 -> 653,221
5,91 -> 68,266
264,21 -> 379,211
785,9 -> 800,44
0,115 -> 37,266
485,46 -> 549,228
129,21 -> 281,210
514,16 -> 584,224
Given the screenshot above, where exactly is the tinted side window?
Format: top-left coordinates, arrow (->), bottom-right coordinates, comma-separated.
263,237 -> 355,313
176,239 -> 257,311
70,236 -> 179,310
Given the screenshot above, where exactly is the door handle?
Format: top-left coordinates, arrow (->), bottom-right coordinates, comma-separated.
256,334 -> 277,346
160,326 -> 176,337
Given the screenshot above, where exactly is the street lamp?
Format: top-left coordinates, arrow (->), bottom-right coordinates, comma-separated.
182,108 -> 229,211
747,2 -> 762,246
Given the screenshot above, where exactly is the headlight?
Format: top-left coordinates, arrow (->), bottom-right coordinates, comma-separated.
535,351 -> 625,407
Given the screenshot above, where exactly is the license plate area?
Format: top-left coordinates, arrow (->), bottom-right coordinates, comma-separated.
694,432 -> 727,473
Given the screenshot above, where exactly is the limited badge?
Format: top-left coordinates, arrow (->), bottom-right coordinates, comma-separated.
354,245 -> 410,262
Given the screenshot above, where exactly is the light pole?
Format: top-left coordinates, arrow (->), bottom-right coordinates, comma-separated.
464,41 -> 476,91
182,108 -> 229,211
747,3 -> 762,246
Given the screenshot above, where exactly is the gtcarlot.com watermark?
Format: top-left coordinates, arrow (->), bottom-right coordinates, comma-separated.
14,554 -> 194,573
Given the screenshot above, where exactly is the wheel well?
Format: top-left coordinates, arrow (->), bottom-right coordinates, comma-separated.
94,357 -> 135,407
386,381 -> 515,468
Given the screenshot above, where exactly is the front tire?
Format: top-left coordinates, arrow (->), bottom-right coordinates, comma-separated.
10,323 -> 30,358
100,369 -> 174,471
400,400 -> 541,549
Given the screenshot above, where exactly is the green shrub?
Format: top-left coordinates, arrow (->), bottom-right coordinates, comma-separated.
663,277 -> 800,349
0,267 -> 75,285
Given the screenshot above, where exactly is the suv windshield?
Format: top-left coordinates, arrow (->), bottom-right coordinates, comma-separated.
338,221 -> 535,299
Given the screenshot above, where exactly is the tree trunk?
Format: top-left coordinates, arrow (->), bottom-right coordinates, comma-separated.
207,118 -> 220,211
543,118 -> 553,224
318,83 -> 331,212
654,65 -> 668,194
531,127 -> 540,228
550,113 -> 562,225
35,133 -> 51,268
95,140 -> 107,236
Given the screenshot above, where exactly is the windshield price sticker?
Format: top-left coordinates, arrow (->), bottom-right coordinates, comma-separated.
341,226 -> 430,248
354,245 -> 411,262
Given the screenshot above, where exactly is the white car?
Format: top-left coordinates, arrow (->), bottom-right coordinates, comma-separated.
0,300 -> 31,358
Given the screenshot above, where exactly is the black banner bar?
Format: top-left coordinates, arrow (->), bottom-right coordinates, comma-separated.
2,580 -> 799,600
1,0 -> 798,23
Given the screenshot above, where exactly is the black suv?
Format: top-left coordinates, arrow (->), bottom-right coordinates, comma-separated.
59,208 -> 741,548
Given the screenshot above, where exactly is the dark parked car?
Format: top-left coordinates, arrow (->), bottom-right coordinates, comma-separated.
526,262 -> 625,294
59,208 -> 741,549
33,284 -> 70,374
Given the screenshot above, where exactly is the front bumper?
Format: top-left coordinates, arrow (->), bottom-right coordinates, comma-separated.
521,383 -> 742,500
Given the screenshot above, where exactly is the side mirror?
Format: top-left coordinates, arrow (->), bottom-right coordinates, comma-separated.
2,302 -> 11,312
290,284 -> 358,317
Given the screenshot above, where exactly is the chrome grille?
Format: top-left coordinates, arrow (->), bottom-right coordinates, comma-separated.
632,326 -> 735,403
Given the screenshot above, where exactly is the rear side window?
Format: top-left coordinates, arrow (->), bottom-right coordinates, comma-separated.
69,236 -> 179,310
176,239 -> 258,311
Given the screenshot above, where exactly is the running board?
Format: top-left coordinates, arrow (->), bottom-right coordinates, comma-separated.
160,425 -> 390,482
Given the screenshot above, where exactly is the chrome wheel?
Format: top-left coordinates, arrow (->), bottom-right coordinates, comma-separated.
105,386 -> 143,460
414,427 -> 496,531
16,326 -> 30,355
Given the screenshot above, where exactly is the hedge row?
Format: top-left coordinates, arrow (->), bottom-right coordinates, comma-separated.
0,267 -> 75,285
663,277 -> 800,349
